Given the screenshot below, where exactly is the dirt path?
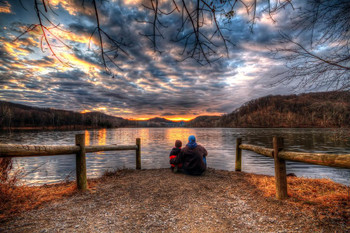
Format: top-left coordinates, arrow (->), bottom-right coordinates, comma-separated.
1,169 -> 348,232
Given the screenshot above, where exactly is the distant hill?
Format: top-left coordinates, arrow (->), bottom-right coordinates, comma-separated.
2,91 -> 349,130
185,116 -> 221,127
0,101 -> 128,130
187,91 -> 350,128
128,117 -> 185,127
0,101 -> 185,130
148,117 -> 174,123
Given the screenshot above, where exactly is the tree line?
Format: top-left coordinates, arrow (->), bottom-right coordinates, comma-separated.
0,102 -> 185,129
1,91 -> 349,129
0,101 -> 128,129
187,91 -> 350,128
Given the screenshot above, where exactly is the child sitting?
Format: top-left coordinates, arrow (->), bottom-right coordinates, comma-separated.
169,140 -> 183,172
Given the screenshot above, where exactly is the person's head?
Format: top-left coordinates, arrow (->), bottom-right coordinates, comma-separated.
175,140 -> 182,148
187,135 -> 197,149
188,135 -> 196,143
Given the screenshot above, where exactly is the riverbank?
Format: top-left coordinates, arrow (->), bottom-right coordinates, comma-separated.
1,168 -> 349,232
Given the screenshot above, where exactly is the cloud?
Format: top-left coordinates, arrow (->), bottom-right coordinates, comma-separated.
0,1 -> 11,14
0,0 -> 323,119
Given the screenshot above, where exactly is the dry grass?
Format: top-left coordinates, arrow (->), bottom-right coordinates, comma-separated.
246,173 -> 350,222
0,169 -> 131,220
0,181 -> 80,220
0,157 -> 102,220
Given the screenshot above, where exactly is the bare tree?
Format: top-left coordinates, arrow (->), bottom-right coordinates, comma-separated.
13,1 -> 350,90
272,0 -> 350,90
15,0 -> 291,72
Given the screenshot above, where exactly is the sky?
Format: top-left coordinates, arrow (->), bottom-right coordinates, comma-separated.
0,0 -> 309,121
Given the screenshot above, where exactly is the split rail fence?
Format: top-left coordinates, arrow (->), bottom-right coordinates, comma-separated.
235,137 -> 350,199
0,134 -> 141,191
1,134 -> 349,199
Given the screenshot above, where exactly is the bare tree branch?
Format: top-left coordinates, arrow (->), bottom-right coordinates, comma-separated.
14,0 -> 298,78
273,0 -> 350,90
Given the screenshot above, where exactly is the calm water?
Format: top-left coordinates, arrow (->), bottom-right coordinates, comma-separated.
1,128 -> 349,186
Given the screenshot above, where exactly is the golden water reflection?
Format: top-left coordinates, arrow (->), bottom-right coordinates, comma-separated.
85,130 -> 90,146
98,128 -> 107,145
165,128 -> 192,148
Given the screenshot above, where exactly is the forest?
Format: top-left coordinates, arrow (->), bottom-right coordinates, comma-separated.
1,91 -> 349,129
187,91 -> 350,128
0,102 -> 184,129
0,101 -> 128,129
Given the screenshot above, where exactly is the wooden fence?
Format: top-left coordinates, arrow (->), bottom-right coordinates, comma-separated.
0,134 -> 141,191
235,137 -> 350,200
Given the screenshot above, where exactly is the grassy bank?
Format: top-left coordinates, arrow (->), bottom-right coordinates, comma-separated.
0,180 -> 80,219
246,173 -> 349,220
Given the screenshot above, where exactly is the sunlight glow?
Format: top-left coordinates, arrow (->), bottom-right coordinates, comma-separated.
61,53 -> 99,72
129,116 -> 202,122
132,118 -> 150,121
98,128 -> 107,146
3,41 -> 31,57
122,0 -> 143,6
50,0 -> 80,16
85,130 -> 90,146
0,1 -> 11,13
52,28 -> 96,45
165,128 -> 192,146
80,110 -> 91,114
95,107 -> 107,111
164,117 -> 194,122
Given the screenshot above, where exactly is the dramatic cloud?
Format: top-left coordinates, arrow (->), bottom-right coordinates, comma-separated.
0,0 -> 327,120
0,1 -> 11,14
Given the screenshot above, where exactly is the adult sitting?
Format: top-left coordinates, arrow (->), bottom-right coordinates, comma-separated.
170,135 -> 207,175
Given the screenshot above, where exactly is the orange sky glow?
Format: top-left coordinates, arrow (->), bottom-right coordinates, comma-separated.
0,0 -> 300,122
80,111 -> 220,122
130,116 -> 196,122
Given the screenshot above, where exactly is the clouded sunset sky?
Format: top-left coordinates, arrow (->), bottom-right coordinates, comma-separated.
0,0 -> 316,121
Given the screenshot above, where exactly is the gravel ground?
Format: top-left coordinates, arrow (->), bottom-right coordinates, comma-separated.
1,168 -> 348,232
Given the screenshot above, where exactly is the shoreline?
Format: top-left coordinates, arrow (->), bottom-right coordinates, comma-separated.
14,169 -> 350,187
1,126 -> 349,132
1,168 -> 349,232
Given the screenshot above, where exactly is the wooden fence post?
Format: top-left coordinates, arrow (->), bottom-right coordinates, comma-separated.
75,134 -> 87,191
273,136 -> 287,200
136,138 -> 141,170
235,138 -> 242,171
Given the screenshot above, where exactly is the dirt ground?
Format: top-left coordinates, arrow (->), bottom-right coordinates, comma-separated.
1,168 -> 349,232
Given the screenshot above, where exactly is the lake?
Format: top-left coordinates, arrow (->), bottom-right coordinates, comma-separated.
1,128 -> 349,186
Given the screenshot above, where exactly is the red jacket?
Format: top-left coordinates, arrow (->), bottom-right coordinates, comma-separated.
169,147 -> 182,168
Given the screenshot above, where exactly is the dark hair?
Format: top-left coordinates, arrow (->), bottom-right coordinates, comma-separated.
175,140 -> 182,148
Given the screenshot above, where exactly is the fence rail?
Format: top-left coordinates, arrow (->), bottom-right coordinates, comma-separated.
0,134 -> 141,191
235,137 -> 350,200
0,144 -> 138,157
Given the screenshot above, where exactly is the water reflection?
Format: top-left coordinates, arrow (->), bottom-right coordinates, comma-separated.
97,128 -> 107,145
0,128 -> 349,186
85,130 -> 90,146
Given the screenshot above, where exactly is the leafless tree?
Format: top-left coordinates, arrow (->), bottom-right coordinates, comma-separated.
272,0 -> 350,90
14,1 -> 350,90
15,0 -> 291,72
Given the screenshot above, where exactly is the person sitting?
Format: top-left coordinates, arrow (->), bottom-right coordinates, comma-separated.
170,135 -> 207,175
169,140 -> 183,172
